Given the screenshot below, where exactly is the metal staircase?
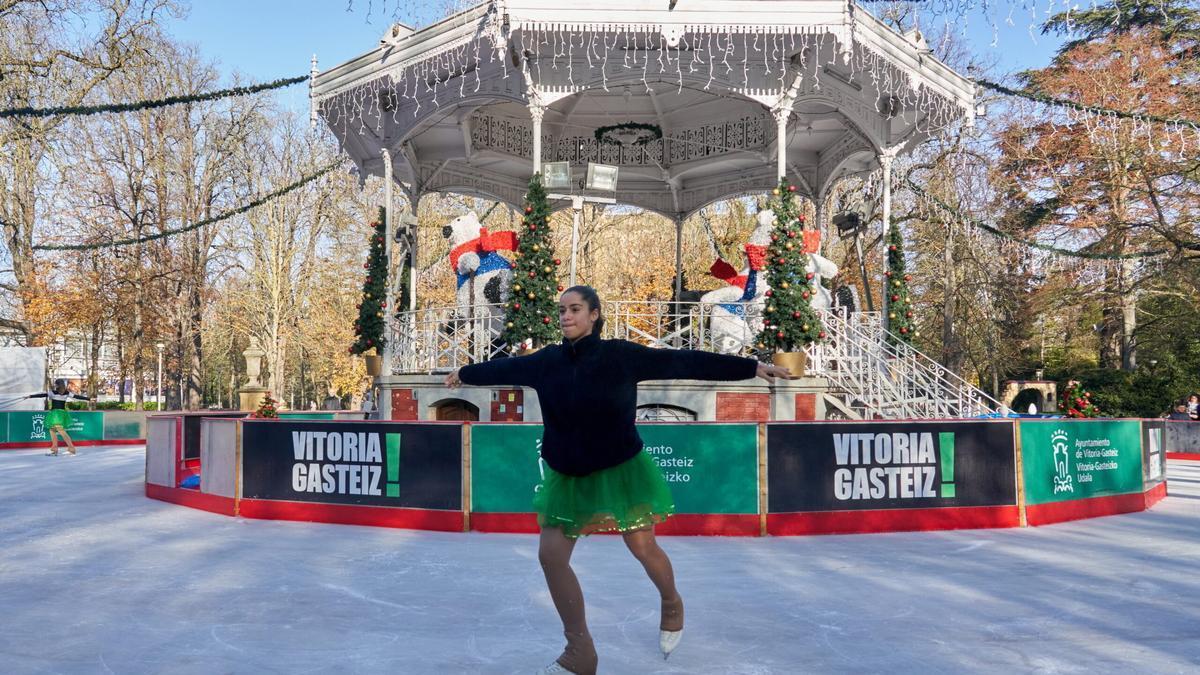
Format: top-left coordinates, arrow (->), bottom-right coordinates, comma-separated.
808,308 -> 1002,419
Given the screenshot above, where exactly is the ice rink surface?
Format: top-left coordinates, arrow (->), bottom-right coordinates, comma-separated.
1,445 -> 1198,674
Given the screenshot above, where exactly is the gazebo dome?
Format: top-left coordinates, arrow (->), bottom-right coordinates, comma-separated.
312,0 -> 975,220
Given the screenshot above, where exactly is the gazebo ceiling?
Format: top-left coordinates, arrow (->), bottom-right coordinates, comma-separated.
313,0 -> 975,220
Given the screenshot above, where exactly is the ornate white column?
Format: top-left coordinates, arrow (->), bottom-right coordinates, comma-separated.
529,102 -> 545,175
381,147 -> 394,378
772,106 -> 791,181
879,148 -> 896,331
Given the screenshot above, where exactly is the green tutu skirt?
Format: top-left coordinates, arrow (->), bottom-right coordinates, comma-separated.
45,408 -> 71,429
533,451 -> 675,538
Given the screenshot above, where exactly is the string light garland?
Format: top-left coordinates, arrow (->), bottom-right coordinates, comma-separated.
31,161 -> 341,251
975,77 -> 1200,131
0,76 -> 307,119
904,175 -> 1178,260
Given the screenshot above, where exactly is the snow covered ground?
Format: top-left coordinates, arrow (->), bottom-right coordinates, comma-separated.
1,445 -> 1198,674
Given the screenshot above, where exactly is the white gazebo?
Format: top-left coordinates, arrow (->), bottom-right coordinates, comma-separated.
311,0 -> 995,420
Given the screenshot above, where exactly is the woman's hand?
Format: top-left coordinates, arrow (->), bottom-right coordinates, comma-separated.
756,362 -> 795,382
444,368 -> 462,389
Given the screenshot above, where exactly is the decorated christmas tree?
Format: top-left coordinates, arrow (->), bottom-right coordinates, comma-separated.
250,391 -> 279,419
756,178 -> 824,353
884,221 -> 916,346
351,207 -> 388,355
1061,380 -> 1100,418
501,174 -> 562,350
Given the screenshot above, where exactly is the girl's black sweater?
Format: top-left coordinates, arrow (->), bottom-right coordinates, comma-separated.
459,333 -> 757,476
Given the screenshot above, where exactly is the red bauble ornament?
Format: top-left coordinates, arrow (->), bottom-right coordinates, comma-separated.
905,311 -> 912,318
818,331 -> 826,339
788,185 -> 796,192
363,263 -> 369,269
777,257 -> 786,264
528,271 -> 536,278
525,206 -> 533,214
529,224 -> 537,230
764,290 -> 773,297
885,271 -> 893,277
787,231 -> 796,238
514,303 -> 521,310
904,274 -> 912,281
771,234 -> 779,242
553,258 -> 561,265
798,215 -> 806,223
891,294 -> 899,302
792,311 -> 801,318
776,331 -> 785,339
899,327 -> 908,334
802,291 -> 810,299
557,285 -> 564,291
889,245 -> 897,252
805,272 -> 814,280
543,317 -> 551,324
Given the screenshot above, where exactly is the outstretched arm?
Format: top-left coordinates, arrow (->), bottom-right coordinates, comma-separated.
621,342 -> 791,383
27,392 -> 48,399
446,351 -> 546,389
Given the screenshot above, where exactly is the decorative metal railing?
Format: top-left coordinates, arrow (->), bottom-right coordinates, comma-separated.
390,301 -> 1000,419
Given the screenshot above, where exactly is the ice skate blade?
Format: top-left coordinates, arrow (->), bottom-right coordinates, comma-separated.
660,629 -> 683,659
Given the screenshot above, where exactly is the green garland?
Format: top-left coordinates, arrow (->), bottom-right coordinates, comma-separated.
974,78 -> 1200,130
594,122 -> 663,146
905,176 -> 1174,260
32,161 -> 340,251
0,75 -> 307,119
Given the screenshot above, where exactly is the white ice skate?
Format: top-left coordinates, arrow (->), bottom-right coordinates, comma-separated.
659,594 -> 684,659
660,628 -> 683,659
537,662 -> 572,674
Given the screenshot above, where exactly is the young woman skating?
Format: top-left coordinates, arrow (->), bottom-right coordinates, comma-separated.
446,285 -> 792,674
28,379 -> 91,456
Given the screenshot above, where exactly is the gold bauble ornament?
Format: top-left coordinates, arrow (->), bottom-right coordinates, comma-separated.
772,188 -> 780,195
506,322 -> 514,328
780,282 -> 789,289
513,284 -> 522,291
527,292 -> 535,299
543,266 -> 552,273
889,312 -> 896,319
766,307 -> 775,313
533,244 -> 541,251
785,242 -> 793,250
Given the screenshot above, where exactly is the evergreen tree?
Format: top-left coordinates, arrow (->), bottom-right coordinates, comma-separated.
251,391 -> 279,419
501,174 -> 562,349
885,221 -> 916,346
1060,380 -> 1100,418
351,207 -> 388,355
756,178 -> 824,353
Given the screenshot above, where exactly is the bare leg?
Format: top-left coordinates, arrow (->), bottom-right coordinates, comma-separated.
48,428 -> 60,455
538,526 -> 596,675
61,429 -> 77,455
622,528 -> 683,631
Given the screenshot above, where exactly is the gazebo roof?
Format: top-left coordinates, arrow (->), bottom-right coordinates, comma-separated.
312,0 -> 975,219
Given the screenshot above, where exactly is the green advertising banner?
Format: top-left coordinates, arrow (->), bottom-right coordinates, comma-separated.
6,411 -> 105,443
1019,420 -> 1143,505
0,413 -> 8,443
470,424 -> 758,514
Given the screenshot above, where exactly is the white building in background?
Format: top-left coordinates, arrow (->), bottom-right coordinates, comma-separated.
0,329 -> 128,401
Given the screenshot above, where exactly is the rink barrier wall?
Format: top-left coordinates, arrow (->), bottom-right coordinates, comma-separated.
1165,420 -> 1200,460
144,417 -> 1172,536
0,410 -> 149,450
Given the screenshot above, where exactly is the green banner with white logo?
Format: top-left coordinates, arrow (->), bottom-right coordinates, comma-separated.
1019,420 -> 1143,505
0,413 -> 8,443
6,411 -> 105,443
470,424 -> 759,514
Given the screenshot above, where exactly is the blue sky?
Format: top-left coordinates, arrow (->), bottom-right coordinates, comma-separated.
165,1 -> 1066,109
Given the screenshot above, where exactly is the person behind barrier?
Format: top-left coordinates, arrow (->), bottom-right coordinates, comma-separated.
1188,393 -> 1199,420
26,379 -> 91,456
445,285 -> 793,675
1169,400 -> 1192,420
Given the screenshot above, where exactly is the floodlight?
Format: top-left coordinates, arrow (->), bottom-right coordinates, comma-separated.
585,163 -> 619,192
543,161 -> 571,190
